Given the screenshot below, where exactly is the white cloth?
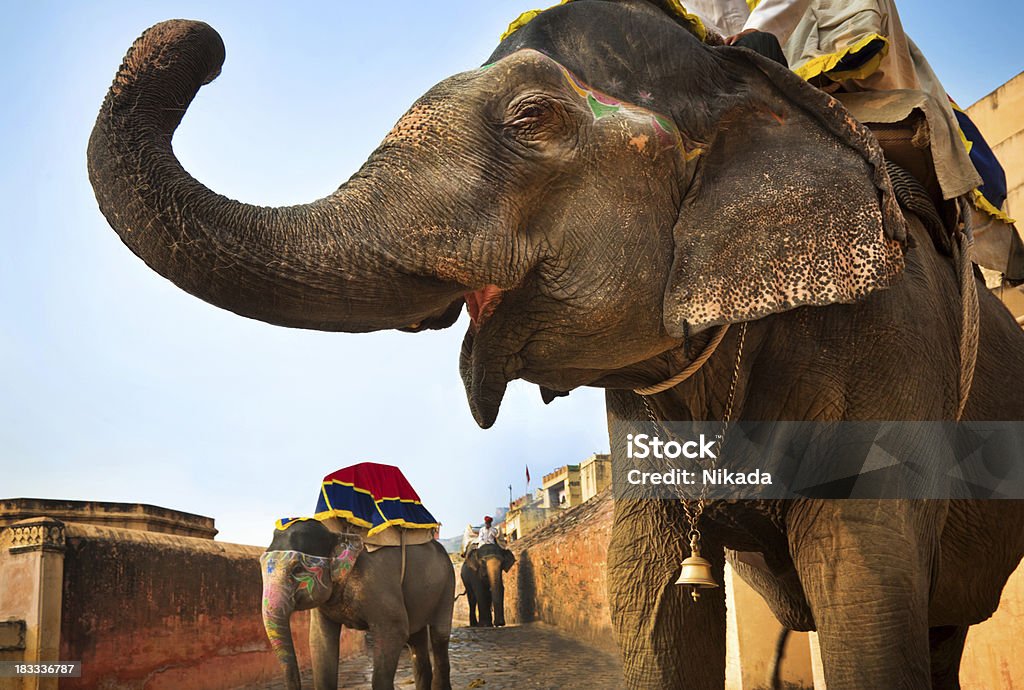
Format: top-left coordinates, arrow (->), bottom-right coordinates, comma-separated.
744,0 -> 811,44
461,524 -> 477,554
684,0 -> 809,42
684,0 -> 749,37
476,525 -> 500,545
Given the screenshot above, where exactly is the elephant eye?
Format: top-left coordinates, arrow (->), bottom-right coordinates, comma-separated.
504,95 -> 569,140
511,102 -> 547,125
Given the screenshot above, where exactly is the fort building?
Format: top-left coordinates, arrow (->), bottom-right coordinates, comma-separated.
579,453 -> 612,503
541,464 -> 582,510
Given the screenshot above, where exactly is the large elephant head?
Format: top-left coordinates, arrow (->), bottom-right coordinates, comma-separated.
88,1 -> 905,428
260,520 -> 361,689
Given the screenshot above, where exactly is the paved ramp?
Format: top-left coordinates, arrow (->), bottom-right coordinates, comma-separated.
262,622 -> 624,689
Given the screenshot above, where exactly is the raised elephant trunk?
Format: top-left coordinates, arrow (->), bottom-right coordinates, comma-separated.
88,20 -> 467,332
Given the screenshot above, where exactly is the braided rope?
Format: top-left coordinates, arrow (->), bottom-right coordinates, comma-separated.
954,197 -> 980,420
884,160 -> 949,253
633,324 -> 730,395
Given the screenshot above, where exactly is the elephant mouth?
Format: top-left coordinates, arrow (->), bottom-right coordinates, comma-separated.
459,285 -> 527,429
465,285 -> 504,330
458,284 -> 606,429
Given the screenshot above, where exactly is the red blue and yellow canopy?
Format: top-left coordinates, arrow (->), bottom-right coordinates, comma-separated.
309,462 -> 439,536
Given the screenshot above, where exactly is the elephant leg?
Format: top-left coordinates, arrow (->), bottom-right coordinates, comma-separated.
485,558 -> 506,626
370,617 -> 409,690
310,608 -> 341,690
607,498 -> 727,690
408,627 -> 433,690
929,625 -> 969,690
474,578 -> 493,627
463,574 -> 478,626
429,624 -> 453,690
789,500 -> 942,689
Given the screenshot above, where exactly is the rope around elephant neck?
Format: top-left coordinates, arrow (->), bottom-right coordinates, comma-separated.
633,324 -> 731,395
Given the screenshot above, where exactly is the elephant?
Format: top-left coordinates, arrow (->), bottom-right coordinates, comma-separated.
260,520 -> 455,690
460,544 -> 515,627
88,3 -> 1024,689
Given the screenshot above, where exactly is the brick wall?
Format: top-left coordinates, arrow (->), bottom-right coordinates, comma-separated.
504,489 -> 616,650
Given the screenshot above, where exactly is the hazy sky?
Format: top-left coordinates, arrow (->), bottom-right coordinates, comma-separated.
1,1 -> 1020,546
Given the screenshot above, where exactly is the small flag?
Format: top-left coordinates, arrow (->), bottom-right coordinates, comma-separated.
526,465 -> 531,484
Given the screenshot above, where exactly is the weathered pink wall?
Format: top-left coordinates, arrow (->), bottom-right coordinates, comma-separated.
57,524 -> 362,690
503,490 -> 617,650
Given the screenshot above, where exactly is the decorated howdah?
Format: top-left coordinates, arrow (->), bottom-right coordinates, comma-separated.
288,462 -> 439,536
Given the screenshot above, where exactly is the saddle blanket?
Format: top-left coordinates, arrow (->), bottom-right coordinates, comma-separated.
311,462 -> 439,537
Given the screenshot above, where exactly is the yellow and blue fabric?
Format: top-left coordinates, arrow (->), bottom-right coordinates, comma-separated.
502,0 -> 707,43
792,33 -> 889,83
275,517 -> 316,531
312,462 -> 439,536
950,101 -> 1014,223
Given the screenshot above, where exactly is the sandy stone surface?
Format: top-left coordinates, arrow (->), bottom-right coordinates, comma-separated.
261,622 -> 625,689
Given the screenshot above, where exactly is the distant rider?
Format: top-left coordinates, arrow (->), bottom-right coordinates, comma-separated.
476,515 -> 502,546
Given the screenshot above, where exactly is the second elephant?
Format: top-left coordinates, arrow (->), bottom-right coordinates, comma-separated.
461,544 -> 515,627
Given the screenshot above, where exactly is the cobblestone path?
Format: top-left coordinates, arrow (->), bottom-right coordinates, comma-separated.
268,623 -> 624,689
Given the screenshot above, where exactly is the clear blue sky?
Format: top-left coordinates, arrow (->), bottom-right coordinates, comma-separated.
1,1 -> 1020,546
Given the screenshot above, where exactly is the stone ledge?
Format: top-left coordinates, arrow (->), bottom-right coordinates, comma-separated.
0,498 -> 217,540
2,517 -> 66,554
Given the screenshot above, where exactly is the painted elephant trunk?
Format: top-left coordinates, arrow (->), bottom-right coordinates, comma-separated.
87,20 -> 468,332
261,565 -> 303,690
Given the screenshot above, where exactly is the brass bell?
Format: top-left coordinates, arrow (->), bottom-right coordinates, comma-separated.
674,538 -> 719,602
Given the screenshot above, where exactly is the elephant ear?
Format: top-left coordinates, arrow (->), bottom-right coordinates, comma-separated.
663,48 -> 907,336
330,534 -> 363,583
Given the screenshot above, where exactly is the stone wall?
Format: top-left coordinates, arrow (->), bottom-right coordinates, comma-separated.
503,489 -> 616,650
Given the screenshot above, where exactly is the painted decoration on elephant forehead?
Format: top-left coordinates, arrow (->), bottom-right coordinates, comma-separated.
261,551 -> 337,606
555,64 -> 700,159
